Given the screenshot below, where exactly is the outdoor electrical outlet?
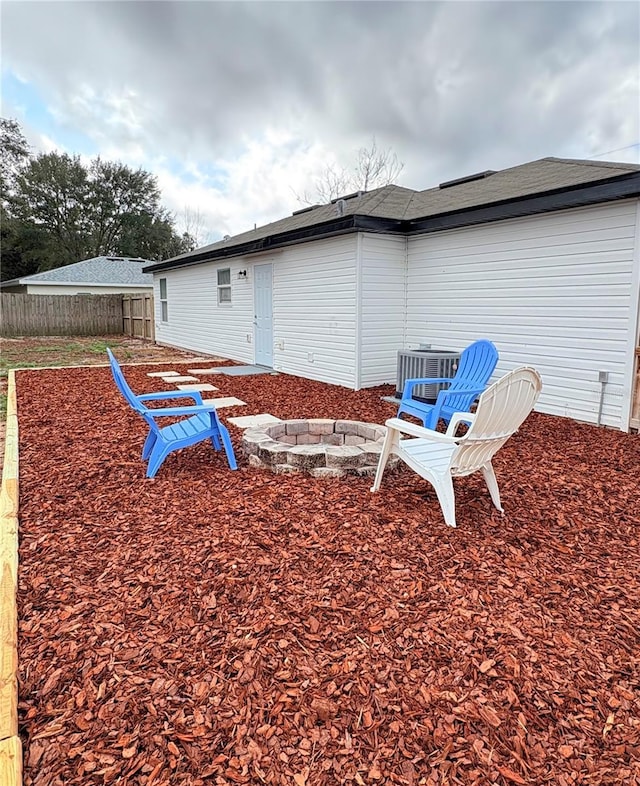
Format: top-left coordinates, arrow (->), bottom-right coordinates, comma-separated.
598,370 -> 609,383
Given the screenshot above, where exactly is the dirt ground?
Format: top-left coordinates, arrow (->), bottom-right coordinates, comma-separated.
0,335 -> 209,370
13,360 -> 640,785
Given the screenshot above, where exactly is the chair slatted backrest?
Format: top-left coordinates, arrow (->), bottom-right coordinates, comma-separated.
450,367 -> 542,475
443,339 -> 499,412
107,348 -> 150,416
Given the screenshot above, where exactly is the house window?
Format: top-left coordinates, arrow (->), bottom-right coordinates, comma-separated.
159,278 -> 168,321
217,268 -> 231,304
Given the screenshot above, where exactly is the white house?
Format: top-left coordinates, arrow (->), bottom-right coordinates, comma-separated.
0,256 -> 154,296
144,157 -> 640,432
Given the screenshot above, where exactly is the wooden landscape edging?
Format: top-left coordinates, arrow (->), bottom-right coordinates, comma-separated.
0,370 -> 22,785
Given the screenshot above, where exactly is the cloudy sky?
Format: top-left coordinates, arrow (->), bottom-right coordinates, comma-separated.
2,1 -> 639,244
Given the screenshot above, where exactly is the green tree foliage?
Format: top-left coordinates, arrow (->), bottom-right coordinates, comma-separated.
1,118 -> 196,281
0,117 -> 30,195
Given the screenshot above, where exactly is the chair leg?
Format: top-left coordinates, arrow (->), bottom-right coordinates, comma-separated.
432,473 -> 457,527
142,431 -> 157,460
218,425 -> 238,470
370,427 -> 399,492
481,462 -> 504,513
210,432 -> 221,450
146,443 -> 172,478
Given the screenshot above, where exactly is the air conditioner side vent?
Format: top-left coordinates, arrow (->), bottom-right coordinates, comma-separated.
396,349 -> 461,401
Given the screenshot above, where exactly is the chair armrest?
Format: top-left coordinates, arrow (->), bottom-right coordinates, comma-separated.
138,390 -> 204,405
402,377 -> 452,398
145,404 -> 216,418
425,384 -> 486,430
445,412 -> 476,437
385,417 -> 459,444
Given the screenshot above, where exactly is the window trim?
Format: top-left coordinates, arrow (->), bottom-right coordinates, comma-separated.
159,277 -> 168,322
217,267 -> 231,305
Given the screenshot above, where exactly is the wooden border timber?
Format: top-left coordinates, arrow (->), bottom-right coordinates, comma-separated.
0,370 -> 22,784
631,346 -> 640,431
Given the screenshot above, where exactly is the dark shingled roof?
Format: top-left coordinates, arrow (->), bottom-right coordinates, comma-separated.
145,157 -> 640,273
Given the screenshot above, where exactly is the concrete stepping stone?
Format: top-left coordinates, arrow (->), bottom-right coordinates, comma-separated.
202,397 -> 247,409
147,370 -> 180,377
187,368 -> 224,375
176,383 -> 218,392
227,414 -> 282,428
161,375 -> 200,383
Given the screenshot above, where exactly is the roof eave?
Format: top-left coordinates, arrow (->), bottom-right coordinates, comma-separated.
406,172 -> 640,234
143,171 -> 640,275
144,215 -> 404,274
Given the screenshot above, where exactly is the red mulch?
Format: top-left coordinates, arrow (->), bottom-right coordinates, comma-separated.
15,363 -> 640,785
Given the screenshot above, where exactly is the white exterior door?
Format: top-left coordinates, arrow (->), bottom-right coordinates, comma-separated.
254,263 -> 273,367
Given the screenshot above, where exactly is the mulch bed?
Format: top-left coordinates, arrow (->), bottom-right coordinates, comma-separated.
15,362 -> 640,785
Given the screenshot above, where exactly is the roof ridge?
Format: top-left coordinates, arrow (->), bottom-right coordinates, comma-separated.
542,156 -> 640,171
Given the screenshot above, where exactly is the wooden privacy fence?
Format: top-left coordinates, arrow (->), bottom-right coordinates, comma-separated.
122,294 -> 154,340
1,293 -> 155,339
1,293 -> 123,337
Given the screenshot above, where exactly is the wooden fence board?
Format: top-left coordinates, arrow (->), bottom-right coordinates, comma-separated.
1,293 -> 123,336
122,294 -> 154,340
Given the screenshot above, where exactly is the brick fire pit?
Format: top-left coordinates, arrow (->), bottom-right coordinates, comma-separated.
241,419 -> 399,478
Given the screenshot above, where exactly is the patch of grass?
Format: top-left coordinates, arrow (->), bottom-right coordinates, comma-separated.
86,340 -> 114,354
0,392 -> 6,417
0,360 -> 40,376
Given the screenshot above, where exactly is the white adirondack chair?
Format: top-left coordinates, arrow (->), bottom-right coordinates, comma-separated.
371,367 -> 542,527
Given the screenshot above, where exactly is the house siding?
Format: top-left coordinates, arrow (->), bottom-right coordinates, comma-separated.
406,199 -> 639,428
154,261 -> 254,362
359,233 -> 406,388
26,284 -> 152,296
272,236 -> 358,388
154,236 -> 358,388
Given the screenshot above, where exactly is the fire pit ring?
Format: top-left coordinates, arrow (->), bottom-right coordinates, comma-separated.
241,419 -> 399,478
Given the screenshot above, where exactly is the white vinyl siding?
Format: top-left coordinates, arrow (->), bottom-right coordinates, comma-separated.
25,284 -> 152,296
153,236 -> 358,386
359,233 -> 406,388
272,236 -> 358,388
154,261 -> 254,362
406,199 -> 639,428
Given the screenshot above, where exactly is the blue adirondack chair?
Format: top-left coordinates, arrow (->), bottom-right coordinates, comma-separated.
107,348 -> 237,477
396,339 -> 499,430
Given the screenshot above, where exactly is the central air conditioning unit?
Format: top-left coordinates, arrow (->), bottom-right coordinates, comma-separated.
396,348 -> 460,402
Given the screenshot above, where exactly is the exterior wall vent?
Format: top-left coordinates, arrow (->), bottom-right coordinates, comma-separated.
439,170 -> 497,189
292,204 -> 322,216
330,191 -> 364,203
396,348 -> 461,401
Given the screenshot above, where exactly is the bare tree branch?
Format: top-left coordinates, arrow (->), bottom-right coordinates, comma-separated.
295,136 -> 404,205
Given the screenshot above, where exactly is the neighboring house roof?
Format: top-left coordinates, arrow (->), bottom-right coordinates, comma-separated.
1,256 -> 155,289
145,156 -> 640,274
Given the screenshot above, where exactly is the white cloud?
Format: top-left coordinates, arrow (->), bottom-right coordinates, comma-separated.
2,0 -> 638,246
155,131 -> 340,239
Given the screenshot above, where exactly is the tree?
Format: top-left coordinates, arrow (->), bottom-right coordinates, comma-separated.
299,137 -> 404,204
6,150 -> 189,273
86,157 -> 162,257
0,117 -> 201,280
178,206 -> 210,249
11,152 -> 91,266
0,117 -> 30,197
